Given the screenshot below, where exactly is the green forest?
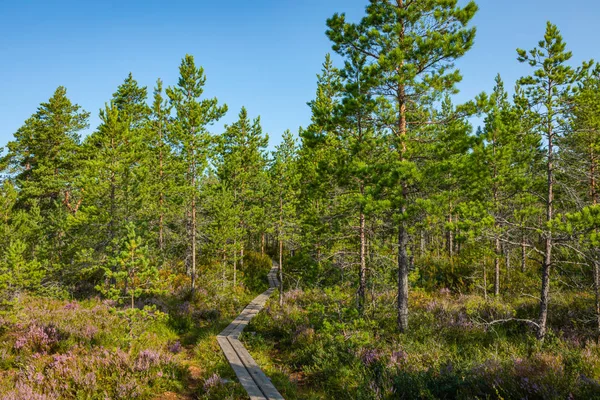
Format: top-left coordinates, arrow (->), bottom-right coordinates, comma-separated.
1,1 -> 600,399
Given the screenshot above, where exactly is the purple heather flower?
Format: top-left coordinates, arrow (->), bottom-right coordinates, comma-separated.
203,373 -> 224,391
63,301 -> 79,310
361,349 -> 381,366
168,341 -> 182,354
135,349 -> 162,371
82,325 -> 98,340
390,350 -> 408,366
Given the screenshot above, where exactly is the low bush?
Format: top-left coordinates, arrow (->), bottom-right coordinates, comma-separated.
241,251 -> 273,292
244,286 -> 600,399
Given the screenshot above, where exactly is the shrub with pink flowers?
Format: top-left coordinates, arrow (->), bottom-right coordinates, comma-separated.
0,296 -> 187,399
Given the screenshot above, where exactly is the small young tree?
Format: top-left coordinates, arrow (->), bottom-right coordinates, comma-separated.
97,223 -> 160,309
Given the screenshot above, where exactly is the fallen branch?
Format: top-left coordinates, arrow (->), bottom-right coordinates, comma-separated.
479,318 -> 540,329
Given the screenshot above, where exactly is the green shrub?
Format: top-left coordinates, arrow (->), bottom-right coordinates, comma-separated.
285,252 -> 341,288
413,255 -> 475,293
241,251 -> 272,292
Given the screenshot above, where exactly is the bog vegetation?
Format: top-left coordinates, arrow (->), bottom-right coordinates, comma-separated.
1,0 -> 600,399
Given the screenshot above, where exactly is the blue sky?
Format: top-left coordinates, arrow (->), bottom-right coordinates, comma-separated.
0,0 -> 598,149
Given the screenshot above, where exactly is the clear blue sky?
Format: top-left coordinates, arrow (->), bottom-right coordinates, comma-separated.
0,0 -> 598,149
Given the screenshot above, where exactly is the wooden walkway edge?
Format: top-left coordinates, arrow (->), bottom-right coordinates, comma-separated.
217,266 -> 284,400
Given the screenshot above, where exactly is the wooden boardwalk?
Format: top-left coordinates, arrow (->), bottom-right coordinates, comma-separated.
217,266 -> 284,400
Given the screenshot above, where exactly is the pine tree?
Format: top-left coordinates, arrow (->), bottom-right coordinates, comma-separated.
560,64 -> 600,339
271,130 -> 300,305
82,103 -> 133,255
167,55 -> 227,294
474,75 -> 539,297
299,54 -> 343,267
96,223 -> 160,309
2,87 -> 89,213
326,0 -> 478,332
334,52 -> 383,311
423,97 -> 474,273
215,107 -> 268,285
112,72 -> 151,130
517,22 -> 588,340
147,79 -> 173,255
1,87 -> 89,278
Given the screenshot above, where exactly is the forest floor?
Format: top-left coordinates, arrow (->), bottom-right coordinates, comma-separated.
0,291 -> 261,399
4,261 -> 600,399
242,285 -> 600,399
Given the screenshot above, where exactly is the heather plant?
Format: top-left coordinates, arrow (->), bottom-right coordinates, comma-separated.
0,296 -> 195,399
0,345 -> 183,399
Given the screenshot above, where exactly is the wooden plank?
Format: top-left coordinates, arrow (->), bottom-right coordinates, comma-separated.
217,336 -> 267,400
229,337 -> 285,400
216,263 -> 286,400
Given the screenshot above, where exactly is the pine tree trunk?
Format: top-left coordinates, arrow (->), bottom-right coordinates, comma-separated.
538,125 -> 554,341
191,172 -> 196,296
591,146 -> 599,341
494,236 -> 501,296
538,237 -> 552,340
594,258 -> 600,343
397,217 -> 409,332
279,195 -> 284,306
222,248 -> 227,288
109,137 -> 116,250
505,244 -> 511,281
261,233 -> 265,256
279,239 -> 283,306
395,4 -> 409,333
240,245 -> 244,276
233,241 -> 237,287
358,208 -> 366,312
158,124 -> 164,252
521,234 -> 527,273
447,214 -> 454,257
483,264 -> 488,300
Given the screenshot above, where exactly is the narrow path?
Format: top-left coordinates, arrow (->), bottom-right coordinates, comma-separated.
217,265 -> 284,400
